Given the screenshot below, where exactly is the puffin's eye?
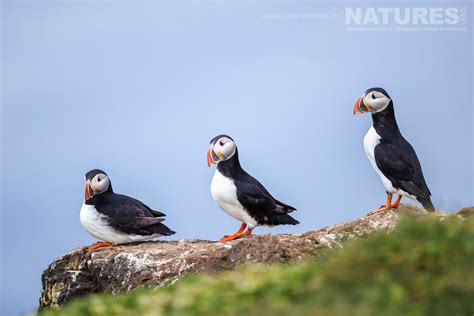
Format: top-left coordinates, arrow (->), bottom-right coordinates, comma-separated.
219,140 -> 225,146
372,93 -> 376,100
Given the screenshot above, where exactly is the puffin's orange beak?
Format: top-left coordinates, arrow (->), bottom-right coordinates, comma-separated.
353,95 -> 368,114
207,145 -> 222,167
85,180 -> 96,200
207,148 -> 214,167
85,181 -> 92,200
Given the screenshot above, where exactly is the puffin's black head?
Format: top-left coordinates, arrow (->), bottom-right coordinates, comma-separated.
353,87 -> 392,115
207,134 -> 237,167
84,169 -> 112,201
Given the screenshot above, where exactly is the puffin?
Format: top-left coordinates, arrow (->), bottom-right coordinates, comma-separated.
207,135 -> 299,242
353,87 -> 434,215
80,169 -> 175,251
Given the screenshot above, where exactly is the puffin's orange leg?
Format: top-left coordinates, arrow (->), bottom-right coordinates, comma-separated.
390,195 -> 402,208
221,223 -> 247,239
219,228 -> 252,242
236,223 -> 247,234
367,194 -> 392,216
86,241 -> 113,252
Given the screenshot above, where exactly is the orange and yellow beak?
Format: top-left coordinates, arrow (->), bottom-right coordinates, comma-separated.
84,180 -> 95,201
207,145 -> 222,167
207,148 -> 214,167
353,95 -> 369,114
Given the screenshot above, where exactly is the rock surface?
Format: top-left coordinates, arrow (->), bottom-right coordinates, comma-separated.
39,205 -> 454,309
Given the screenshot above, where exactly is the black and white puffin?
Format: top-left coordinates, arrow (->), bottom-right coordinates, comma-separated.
353,88 -> 434,215
207,135 -> 299,242
80,169 -> 175,251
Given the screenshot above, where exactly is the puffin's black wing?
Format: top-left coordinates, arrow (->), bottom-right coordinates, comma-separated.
127,196 -> 166,217
96,194 -> 175,236
234,175 -> 299,226
235,180 -> 276,212
374,139 -> 432,200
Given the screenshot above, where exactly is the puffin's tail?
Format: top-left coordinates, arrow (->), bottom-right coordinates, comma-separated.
418,197 -> 435,212
149,223 -> 176,236
269,213 -> 300,226
274,199 -> 297,213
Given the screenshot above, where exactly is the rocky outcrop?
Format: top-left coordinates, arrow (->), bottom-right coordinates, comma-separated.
40,205 -> 457,309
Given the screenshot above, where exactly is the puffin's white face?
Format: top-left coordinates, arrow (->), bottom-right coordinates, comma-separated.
207,135 -> 237,167
85,172 -> 110,200
354,89 -> 391,114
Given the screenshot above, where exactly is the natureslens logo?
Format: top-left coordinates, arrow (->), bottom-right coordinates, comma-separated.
345,7 -> 466,25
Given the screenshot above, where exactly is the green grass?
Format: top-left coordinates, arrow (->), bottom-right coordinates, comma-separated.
40,214 -> 474,316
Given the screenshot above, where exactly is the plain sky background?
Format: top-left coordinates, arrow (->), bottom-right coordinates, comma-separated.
1,1 -> 473,315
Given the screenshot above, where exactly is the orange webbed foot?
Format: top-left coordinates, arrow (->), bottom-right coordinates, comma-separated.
86,241 -> 113,252
367,194 -> 395,216
218,230 -> 252,243
367,206 -> 389,216
219,223 -> 249,242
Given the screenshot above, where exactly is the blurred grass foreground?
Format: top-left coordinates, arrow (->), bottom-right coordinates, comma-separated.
40,213 -> 474,316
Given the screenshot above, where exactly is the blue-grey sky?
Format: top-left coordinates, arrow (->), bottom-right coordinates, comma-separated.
1,1 -> 472,315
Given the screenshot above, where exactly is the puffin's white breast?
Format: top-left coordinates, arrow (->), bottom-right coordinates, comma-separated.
79,203 -> 161,244
210,170 -> 258,229
363,126 -> 416,199
364,125 -> 396,194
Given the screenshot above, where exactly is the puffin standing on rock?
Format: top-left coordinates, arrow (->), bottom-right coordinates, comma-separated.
207,135 -> 299,242
80,169 -> 175,251
353,88 -> 434,215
